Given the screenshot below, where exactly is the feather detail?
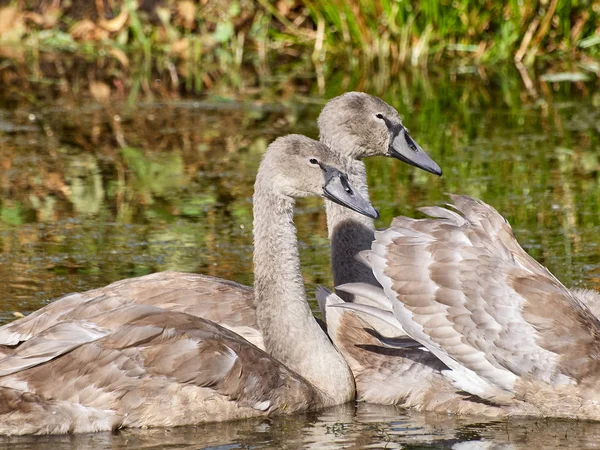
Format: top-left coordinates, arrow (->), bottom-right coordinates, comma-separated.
370,195 -> 600,413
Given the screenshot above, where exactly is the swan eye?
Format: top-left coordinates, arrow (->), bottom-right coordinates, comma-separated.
309,158 -> 319,165
375,113 -> 384,120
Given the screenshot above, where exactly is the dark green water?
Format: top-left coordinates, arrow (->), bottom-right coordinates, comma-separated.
0,68 -> 599,448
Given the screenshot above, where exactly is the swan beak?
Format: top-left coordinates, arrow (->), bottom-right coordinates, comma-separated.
389,129 -> 442,176
322,169 -> 379,219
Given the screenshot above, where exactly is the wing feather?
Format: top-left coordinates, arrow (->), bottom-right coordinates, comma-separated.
0,272 -> 258,347
0,306 -> 318,433
372,195 -> 600,401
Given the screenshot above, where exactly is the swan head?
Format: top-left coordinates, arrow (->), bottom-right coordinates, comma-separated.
318,92 -> 442,176
257,134 -> 379,219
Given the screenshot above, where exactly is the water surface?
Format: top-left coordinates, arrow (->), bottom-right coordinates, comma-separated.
0,69 -> 599,448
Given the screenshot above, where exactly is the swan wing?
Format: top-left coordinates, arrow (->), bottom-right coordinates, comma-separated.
0,305 -> 316,435
336,282 -> 395,310
0,272 -> 258,347
0,321 -> 110,376
327,302 -> 405,334
370,195 -> 600,401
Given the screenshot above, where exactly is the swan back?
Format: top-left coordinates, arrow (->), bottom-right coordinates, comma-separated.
0,272 -> 260,349
367,195 -> 600,403
0,305 -> 320,435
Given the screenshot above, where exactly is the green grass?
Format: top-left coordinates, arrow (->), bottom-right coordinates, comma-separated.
303,0 -> 599,65
0,0 -> 598,96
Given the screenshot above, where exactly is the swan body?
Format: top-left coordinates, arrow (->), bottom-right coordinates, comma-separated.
322,287 -> 509,416
341,195 -> 600,419
0,306 -> 319,435
0,135 -> 378,434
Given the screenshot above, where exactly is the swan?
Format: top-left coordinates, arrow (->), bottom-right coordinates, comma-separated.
0,135 -> 378,435
336,194 -> 600,419
0,92 -> 440,350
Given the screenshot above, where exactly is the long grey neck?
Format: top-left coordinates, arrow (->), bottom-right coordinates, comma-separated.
252,178 -> 355,405
324,158 -> 380,296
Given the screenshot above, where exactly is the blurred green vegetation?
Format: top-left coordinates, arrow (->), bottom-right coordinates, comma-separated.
0,69 -> 599,321
0,0 -> 598,99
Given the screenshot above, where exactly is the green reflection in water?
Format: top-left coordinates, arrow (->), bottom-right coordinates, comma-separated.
0,71 -> 599,321
2,403 -> 600,449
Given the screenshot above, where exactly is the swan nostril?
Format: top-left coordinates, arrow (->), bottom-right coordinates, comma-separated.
405,132 -> 418,152
341,177 -> 353,194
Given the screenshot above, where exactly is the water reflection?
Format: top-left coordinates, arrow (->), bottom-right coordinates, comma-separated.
3,403 -> 600,449
0,69 -> 599,446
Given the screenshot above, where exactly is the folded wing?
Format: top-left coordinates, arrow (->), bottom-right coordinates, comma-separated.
369,195 -> 600,402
